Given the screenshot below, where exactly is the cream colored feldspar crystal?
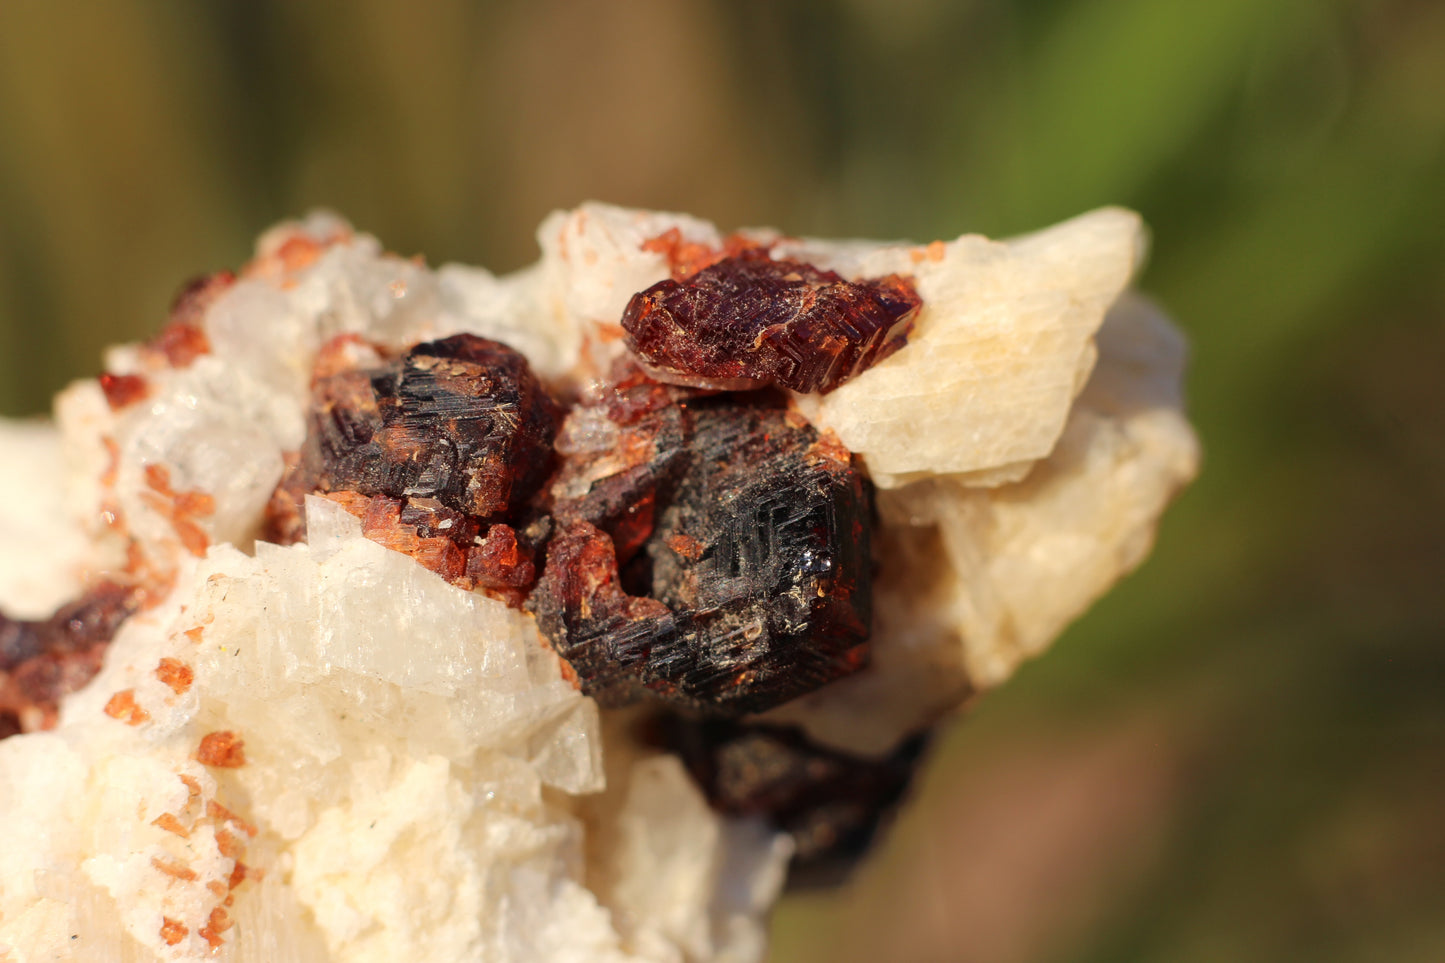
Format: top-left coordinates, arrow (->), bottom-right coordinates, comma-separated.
0,203 -> 1196,962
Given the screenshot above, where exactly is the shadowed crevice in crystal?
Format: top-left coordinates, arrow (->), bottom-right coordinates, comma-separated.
652,715 -> 928,885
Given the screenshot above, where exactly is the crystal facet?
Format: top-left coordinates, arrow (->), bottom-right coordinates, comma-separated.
622,250 -> 921,393
532,388 -> 873,715
267,333 -> 559,538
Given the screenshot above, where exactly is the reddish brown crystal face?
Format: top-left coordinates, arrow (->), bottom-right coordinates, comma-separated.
325,335 -> 560,520
266,334 -> 559,541
530,388 -> 873,715
263,334 -> 558,604
621,250 -> 921,394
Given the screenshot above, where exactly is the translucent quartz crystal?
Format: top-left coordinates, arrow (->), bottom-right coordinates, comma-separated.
0,204 -> 1197,962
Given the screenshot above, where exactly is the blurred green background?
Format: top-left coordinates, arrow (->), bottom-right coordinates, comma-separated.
2,1 -> 1443,960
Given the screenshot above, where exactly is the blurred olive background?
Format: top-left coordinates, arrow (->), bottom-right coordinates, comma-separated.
2,1 -> 1443,960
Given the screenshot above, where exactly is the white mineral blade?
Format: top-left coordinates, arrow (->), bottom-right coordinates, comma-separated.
596,754 -> 792,963
764,292 -> 1200,755
791,207 -> 1147,486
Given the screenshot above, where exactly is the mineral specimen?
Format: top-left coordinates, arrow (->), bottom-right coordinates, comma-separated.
622,247 -> 921,393
0,202 -> 1198,963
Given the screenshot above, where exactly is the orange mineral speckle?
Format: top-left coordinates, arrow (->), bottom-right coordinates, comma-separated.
207,800 -> 258,837
198,906 -> 232,949
140,464 -> 215,555
139,489 -> 173,517
228,860 -> 248,890
178,773 -> 202,797
144,463 -> 175,496
152,856 -> 198,882
643,228 -> 764,280
152,812 -> 189,837
215,827 -> 244,860
277,234 -> 323,272
666,533 -> 706,561
197,731 -> 246,768
174,489 -> 216,518
103,690 -> 150,726
183,625 -> 205,644
174,518 -> 210,557
149,320 -> 212,369
160,917 -> 188,946
156,657 -> 194,694
909,239 -> 948,264
100,436 -> 122,489
99,372 -> 149,411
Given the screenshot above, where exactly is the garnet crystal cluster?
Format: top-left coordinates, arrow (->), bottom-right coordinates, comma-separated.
267,248 -> 910,718
245,243 -> 916,868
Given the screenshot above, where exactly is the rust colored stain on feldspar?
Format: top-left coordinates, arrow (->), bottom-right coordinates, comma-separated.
621,249 -> 921,393
530,379 -> 873,715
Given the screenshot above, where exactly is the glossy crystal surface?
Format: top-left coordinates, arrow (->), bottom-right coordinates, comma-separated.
621,250 -> 920,393
267,333 -> 559,546
532,387 -> 873,715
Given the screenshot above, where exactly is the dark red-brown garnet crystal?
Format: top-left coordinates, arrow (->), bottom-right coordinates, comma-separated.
529,384 -> 873,715
621,249 -> 921,394
266,334 -> 560,548
314,334 -> 559,519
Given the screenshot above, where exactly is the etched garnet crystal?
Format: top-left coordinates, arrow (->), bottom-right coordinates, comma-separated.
309,334 -> 559,520
530,387 -> 874,715
621,249 -> 921,393
657,716 -> 927,877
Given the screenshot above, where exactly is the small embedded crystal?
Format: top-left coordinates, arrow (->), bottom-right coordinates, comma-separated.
0,582 -> 138,734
